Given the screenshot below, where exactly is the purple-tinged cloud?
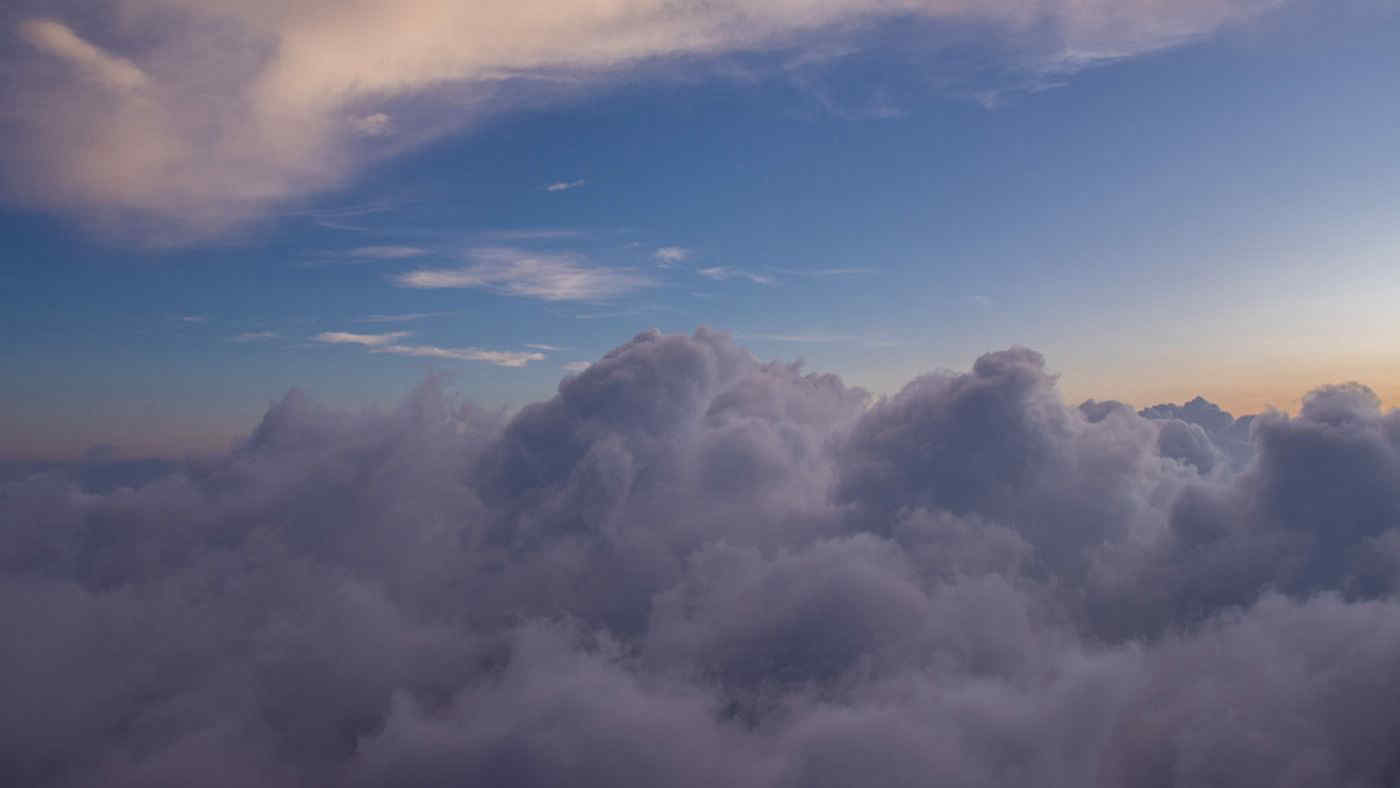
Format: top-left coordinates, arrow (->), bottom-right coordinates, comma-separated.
4,328 -> 1400,786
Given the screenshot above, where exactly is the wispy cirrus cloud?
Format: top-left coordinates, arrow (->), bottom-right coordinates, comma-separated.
313,331 -> 412,347
357,313 -> 452,324
545,180 -> 586,192
699,266 -> 775,285
373,344 -> 545,367
19,19 -> 146,91
313,329 -> 543,366
395,248 -> 652,301
349,245 -> 428,260
230,331 -> 280,343
5,1 -> 1287,241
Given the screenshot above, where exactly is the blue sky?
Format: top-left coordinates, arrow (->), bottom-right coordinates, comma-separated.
3,0 -> 1400,458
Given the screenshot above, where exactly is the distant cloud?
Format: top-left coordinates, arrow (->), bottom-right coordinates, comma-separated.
358,313 -> 451,324
351,112 -> 394,137
374,344 -> 545,367
313,331 -> 411,347
179,315 -> 208,324
349,245 -> 427,260
654,246 -> 692,265
3,2 -> 1284,241
20,19 -> 147,91
562,361 -> 591,372
230,331 -> 280,342
545,180 -> 586,192
698,266 -> 775,285
527,344 -> 564,351
395,248 -> 652,301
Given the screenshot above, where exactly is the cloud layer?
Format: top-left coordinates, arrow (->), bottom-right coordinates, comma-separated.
4,328 -> 1400,786
3,0 -> 1284,240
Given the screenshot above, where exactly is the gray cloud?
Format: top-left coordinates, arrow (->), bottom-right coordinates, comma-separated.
4,328 -> 1400,786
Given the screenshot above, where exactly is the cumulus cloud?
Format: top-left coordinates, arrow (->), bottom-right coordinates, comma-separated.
6,328 -> 1400,786
3,0 -> 1288,240
395,247 -> 652,301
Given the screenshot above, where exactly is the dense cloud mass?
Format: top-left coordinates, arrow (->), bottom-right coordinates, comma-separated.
3,328 -> 1400,786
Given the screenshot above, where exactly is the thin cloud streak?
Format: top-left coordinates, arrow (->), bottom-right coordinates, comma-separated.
313,331 -> 412,347
349,245 -> 428,260
545,179 -> 586,192
229,331 -> 280,342
699,266 -> 776,285
374,344 -> 545,367
395,248 -> 653,301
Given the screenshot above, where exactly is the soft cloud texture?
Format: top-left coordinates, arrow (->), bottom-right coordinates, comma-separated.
699,266 -> 776,285
314,330 -> 411,347
654,246 -> 692,265
4,328 -> 1400,786
395,247 -> 652,301
375,344 -> 546,368
3,0 -> 1285,240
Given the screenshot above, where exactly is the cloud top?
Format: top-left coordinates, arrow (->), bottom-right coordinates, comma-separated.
5,328 -> 1400,785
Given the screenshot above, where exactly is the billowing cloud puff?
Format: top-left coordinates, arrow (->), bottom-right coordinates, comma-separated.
2,0 -> 1286,240
3,329 -> 1400,786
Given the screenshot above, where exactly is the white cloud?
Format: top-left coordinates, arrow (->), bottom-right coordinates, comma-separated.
698,266 -> 775,285
313,331 -> 411,346
374,344 -> 545,367
654,246 -> 692,265
562,361 -> 592,372
395,248 -> 652,301
349,245 -> 427,259
20,19 -> 147,91
545,180 -> 586,192
5,1 -> 1285,241
230,331 -> 280,342
527,344 -> 564,351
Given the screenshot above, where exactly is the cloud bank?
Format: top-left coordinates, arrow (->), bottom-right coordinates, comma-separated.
4,328 -> 1400,786
3,0 -> 1285,240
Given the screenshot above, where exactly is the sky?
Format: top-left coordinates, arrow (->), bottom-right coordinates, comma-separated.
3,0 -> 1400,458
10,4 -> 1400,786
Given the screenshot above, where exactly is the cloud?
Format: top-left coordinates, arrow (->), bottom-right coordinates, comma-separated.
178,315 -> 207,324
699,266 -> 775,285
3,1 -> 1289,241
19,19 -> 147,91
375,344 -> 546,368
10,328 -> 1400,786
654,246 -> 692,265
351,112 -> 394,137
395,247 -> 653,301
230,331 -> 280,342
358,313 -> 451,324
545,179 -> 586,192
313,330 -> 411,346
349,245 -> 427,260
563,360 -> 592,372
